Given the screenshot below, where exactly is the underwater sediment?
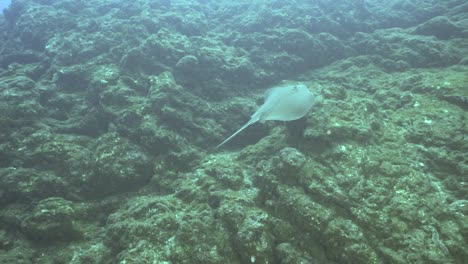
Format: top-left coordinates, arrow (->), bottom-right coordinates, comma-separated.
0,0 -> 467,263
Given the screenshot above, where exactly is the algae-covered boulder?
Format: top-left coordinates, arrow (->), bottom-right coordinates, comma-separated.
276,147 -> 307,174
146,71 -> 221,147
21,197 -> 80,243
173,39 -> 258,98
351,30 -> 461,68
105,195 -> 235,263
0,246 -> 34,264
413,16 -> 463,39
14,4 -> 76,50
202,154 -> 246,190
218,202 -> 275,263
8,128 -> 93,175
0,168 -> 68,205
121,28 -> 194,73
83,132 -> 153,198
0,75 -> 43,122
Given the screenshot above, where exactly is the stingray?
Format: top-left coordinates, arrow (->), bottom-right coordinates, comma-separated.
216,83 -> 315,148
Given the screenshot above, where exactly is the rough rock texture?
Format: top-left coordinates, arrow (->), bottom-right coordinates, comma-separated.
0,0 -> 467,263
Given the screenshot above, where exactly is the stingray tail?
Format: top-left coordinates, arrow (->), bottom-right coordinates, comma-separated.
216,118 -> 256,149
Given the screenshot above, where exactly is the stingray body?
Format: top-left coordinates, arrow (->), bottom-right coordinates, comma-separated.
216,83 -> 315,148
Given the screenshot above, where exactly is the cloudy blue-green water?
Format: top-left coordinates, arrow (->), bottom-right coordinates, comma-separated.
0,0 -> 10,13
0,0 -> 467,263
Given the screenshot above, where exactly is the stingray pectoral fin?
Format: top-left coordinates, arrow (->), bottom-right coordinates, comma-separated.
216,119 -> 256,149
